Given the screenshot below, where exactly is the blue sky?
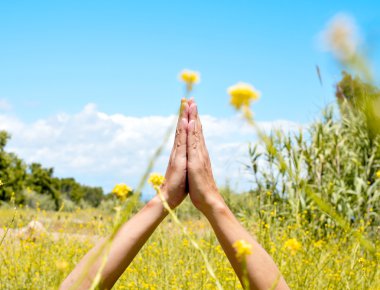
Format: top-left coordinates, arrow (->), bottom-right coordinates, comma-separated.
0,1 -> 379,194
0,1 -> 378,122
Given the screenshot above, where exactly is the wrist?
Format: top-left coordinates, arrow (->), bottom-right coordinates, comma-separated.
146,195 -> 169,217
151,190 -> 181,211
201,194 -> 229,218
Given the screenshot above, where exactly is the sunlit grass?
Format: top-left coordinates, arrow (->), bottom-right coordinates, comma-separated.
0,198 -> 378,289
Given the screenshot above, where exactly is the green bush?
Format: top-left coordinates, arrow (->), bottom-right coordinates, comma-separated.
22,189 -> 56,211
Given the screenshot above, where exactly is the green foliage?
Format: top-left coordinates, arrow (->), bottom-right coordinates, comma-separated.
26,163 -> 61,209
82,186 -> 103,207
244,79 -> 380,233
0,131 -> 27,204
22,189 -> 57,211
57,178 -> 103,208
336,71 -> 380,137
0,131 -> 105,210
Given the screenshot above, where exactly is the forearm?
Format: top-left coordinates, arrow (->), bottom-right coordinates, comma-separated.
60,195 -> 168,290
204,198 -> 289,290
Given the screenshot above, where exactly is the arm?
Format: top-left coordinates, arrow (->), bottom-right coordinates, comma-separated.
186,100 -> 289,290
60,99 -> 189,289
60,196 -> 168,289
204,201 -> 288,290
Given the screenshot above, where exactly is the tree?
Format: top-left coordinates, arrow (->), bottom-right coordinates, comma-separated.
0,131 -> 27,203
58,178 -> 104,207
26,163 -> 61,209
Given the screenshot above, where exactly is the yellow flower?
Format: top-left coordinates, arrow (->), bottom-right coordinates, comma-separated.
179,69 -> 200,86
112,183 -> 132,200
313,240 -> 324,249
376,170 -> 380,179
228,82 -> 260,110
284,238 -> 301,255
0,180 -> 3,186
55,260 -> 69,271
233,239 -> 253,261
148,173 -> 165,190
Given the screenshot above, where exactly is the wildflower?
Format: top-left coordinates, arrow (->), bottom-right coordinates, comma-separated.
112,183 -> 132,200
179,69 -> 200,94
233,239 -> 253,261
55,260 -> 69,271
228,82 -> 260,123
284,238 -> 301,255
376,170 -> 380,179
228,82 -> 260,110
0,180 -> 3,186
182,239 -> 189,247
179,69 -> 200,86
148,173 -> 165,191
358,257 -> 366,265
313,240 -> 324,248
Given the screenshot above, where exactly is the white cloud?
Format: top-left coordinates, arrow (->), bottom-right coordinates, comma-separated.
0,104 -> 302,198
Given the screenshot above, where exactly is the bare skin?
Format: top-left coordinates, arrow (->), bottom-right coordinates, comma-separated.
60,100 -> 190,290
187,100 -> 289,290
61,99 -> 289,290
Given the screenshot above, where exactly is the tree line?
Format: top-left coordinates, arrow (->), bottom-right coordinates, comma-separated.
0,131 -> 104,210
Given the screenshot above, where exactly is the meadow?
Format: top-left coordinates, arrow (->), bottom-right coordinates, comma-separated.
1,16 -> 380,290
0,190 -> 378,289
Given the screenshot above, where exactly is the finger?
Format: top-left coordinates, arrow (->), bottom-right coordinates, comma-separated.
188,100 -> 203,143
176,117 -> 188,159
187,97 -> 195,107
169,99 -> 189,164
187,103 -> 201,163
191,101 -> 211,165
177,98 -> 189,131
195,109 -> 206,150
188,101 -> 197,126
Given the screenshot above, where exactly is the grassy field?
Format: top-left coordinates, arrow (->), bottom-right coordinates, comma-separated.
0,195 -> 379,290
1,93 -> 379,289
